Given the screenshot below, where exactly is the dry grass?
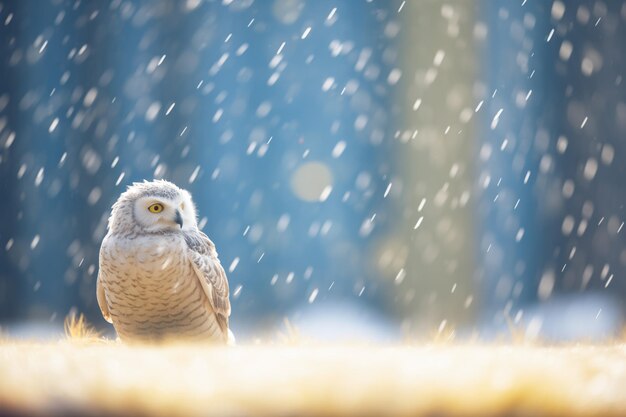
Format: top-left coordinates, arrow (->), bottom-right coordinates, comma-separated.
1,334 -> 626,417
64,313 -> 102,340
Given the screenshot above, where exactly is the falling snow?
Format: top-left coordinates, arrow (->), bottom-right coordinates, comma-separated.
0,0 -> 623,343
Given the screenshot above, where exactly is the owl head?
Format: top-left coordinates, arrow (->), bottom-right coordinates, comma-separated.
108,180 -> 198,235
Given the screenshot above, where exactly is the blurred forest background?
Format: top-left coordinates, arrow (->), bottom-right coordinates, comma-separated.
1,0 -> 625,342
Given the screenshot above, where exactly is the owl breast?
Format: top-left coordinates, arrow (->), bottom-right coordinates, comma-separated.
99,233 -> 223,342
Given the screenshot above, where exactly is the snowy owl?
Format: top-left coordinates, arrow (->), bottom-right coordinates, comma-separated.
97,180 -> 232,343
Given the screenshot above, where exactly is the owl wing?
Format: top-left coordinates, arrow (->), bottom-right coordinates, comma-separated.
184,230 -> 231,334
96,271 -> 112,323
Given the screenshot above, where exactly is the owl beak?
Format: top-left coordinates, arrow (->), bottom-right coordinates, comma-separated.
174,210 -> 183,228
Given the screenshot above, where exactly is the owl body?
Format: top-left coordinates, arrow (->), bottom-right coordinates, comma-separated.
97,180 -> 231,343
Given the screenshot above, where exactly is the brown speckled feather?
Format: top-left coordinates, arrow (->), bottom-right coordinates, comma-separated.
184,230 -> 231,333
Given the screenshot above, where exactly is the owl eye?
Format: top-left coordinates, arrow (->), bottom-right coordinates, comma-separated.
148,203 -> 164,213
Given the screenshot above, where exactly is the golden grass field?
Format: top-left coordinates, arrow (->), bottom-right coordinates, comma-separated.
0,318 -> 625,417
